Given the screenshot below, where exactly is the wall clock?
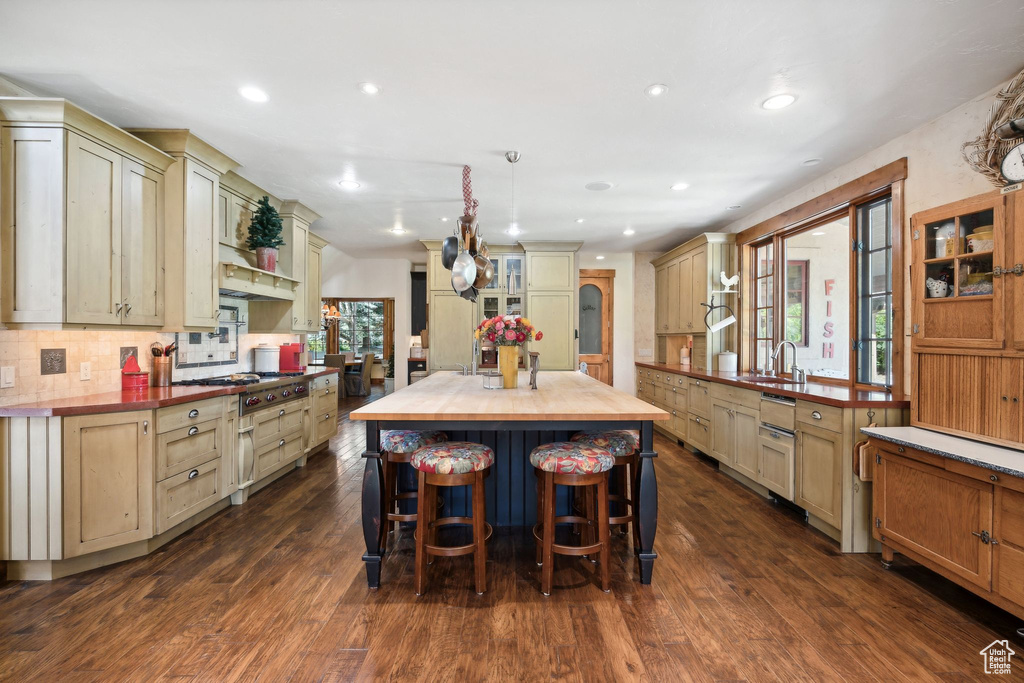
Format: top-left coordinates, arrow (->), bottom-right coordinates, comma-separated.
1002,142 -> 1024,183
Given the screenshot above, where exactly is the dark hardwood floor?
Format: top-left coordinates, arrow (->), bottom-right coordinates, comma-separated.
1,386 -> 1022,681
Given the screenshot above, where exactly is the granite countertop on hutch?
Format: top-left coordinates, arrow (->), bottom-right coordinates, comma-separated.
862,426 -> 1024,479
0,367 -> 339,418
635,361 -> 908,409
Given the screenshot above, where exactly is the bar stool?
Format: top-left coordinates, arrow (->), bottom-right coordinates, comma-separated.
380,429 -> 447,547
570,430 -> 639,541
411,442 -> 494,596
531,442 -> 614,595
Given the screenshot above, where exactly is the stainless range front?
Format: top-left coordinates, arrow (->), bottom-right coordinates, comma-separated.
239,377 -> 310,416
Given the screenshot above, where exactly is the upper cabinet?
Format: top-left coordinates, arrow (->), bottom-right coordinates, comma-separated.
0,99 -> 175,328
129,130 -> 239,331
651,233 -> 736,370
521,242 -> 581,370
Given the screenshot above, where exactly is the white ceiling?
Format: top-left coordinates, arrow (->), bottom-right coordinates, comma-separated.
2,0 -> 1023,261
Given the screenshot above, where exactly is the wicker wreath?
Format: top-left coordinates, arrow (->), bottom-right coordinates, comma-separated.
961,66 -> 1024,187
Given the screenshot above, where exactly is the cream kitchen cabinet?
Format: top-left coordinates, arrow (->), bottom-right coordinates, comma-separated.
758,426 -> 795,501
306,232 -> 327,332
795,420 -> 843,530
130,129 -> 239,331
709,399 -> 759,480
527,291 -> 575,371
526,251 -> 575,291
428,292 -> 477,372
1,99 -> 174,328
63,411 -> 154,558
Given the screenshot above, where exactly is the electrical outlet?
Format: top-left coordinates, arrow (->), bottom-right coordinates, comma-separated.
0,366 -> 14,388
80,362 -> 91,381
638,348 -> 654,358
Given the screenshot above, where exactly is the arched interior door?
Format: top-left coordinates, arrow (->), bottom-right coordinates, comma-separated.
579,270 -> 614,385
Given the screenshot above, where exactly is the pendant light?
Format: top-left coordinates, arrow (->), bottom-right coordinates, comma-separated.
506,150 -> 520,295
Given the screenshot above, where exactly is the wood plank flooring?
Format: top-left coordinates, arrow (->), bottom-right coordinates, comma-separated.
1,387 -> 1022,681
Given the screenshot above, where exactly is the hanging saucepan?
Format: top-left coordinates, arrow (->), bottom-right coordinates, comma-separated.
451,251 -> 478,293
458,215 -> 478,250
441,235 -> 459,270
459,286 -> 478,303
473,253 -> 494,288
479,242 -> 490,260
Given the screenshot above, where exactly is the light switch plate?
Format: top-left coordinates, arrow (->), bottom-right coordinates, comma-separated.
0,366 -> 14,388
638,348 -> 653,358
80,362 -> 91,381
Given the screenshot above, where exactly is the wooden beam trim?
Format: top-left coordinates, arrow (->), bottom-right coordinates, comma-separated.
736,158 -> 908,245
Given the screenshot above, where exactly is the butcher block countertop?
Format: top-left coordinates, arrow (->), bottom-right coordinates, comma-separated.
351,370 -> 670,422
635,361 -> 908,409
0,368 -> 339,418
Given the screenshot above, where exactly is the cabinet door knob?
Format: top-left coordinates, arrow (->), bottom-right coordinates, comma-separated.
188,426 -> 199,436
811,410 -> 822,420
188,409 -> 200,418
279,439 -> 286,446
897,446 -> 905,453
279,408 -> 285,416
990,474 -> 999,482
1002,396 -> 1008,402
188,469 -> 199,480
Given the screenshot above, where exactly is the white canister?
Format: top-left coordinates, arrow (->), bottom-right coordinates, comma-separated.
254,345 -> 280,373
717,351 -> 738,373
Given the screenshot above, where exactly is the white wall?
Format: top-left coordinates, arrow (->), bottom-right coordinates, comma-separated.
320,245 -> 413,390
578,253 -> 634,394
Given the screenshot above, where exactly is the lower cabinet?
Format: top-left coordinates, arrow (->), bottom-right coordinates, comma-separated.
708,400 -> 759,480
687,413 -> 711,452
155,458 -> 222,534
795,421 -> 843,530
995,487 -> 1024,607
757,427 -> 794,501
527,291 -> 575,370
312,374 -> 338,447
428,292 -> 476,371
255,430 -> 304,481
63,411 -> 154,558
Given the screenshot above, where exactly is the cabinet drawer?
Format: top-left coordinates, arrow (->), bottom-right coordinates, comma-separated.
758,427 -> 795,501
709,382 -> 759,410
253,401 -> 305,450
795,400 -> 843,432
156,397 -> 224,434
156,418 -> 222,481
687,413 -> 711,452
314,407 -> 338,444
667,385 -> 687,412
760,398 -> 796,431
155,458 -> 221,534
996,541 -> 1024,608
312,372 -> 339,392
255,429 -> 305,480
688,379 -> 711,418
315,388 -> 336,415
998,487 -> 1024,548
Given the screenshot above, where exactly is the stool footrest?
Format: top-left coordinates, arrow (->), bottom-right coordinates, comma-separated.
387,511 -> 418,523
416,518 -> 494,558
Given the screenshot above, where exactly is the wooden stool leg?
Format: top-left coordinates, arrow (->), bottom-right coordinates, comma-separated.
585,484 -> 597,563
387,456 -> 398,534
615,465 -> 628,534
426,479 -> 437,566
535,473 -> 544,565
473,470 -> 487,595
541,472 -> 556,596
414,470 -> 428,596
597,477 -> 611,592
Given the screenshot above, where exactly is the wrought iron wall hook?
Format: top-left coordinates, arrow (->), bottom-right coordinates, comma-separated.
701,296 -> 737,333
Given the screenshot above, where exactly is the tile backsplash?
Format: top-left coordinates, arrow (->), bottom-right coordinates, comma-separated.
0,298 -> 301,407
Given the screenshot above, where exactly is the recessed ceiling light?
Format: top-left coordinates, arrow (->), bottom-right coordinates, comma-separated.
623,228 -> 635,236
585,181 -> 614,191
761,94 -> 796,110
440,217 -> 449,222
390,226 -> 406,235
811,231 -> 826,236
596,255 -> 606,260
338,180 -> 361,190
507,223 -> 521,236
670,182 -> 690,191
238,86 -> 268,103
359,82 -> 381,95
802,158 -> 822,166
644,84 -> 668,97
727,205 -> 742,210
575,218 -> 585,224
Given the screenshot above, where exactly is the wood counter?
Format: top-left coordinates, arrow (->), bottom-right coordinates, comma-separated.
352,371 -> 667,589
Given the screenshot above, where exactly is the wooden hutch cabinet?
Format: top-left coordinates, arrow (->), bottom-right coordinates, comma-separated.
911,187 -> 1024,448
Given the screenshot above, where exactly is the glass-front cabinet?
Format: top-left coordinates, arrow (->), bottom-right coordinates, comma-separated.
912,193 -> 1006,350
479,253 -> 525,319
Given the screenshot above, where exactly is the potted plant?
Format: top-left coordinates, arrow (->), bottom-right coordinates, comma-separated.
384,344 -> 395,395
475,315 -> 542,389
246,195 -> 285,271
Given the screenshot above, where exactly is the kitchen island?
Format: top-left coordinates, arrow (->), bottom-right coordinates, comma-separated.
350,370 -> 669,588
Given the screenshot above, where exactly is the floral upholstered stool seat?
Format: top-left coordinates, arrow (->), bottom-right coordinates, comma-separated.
410,442 -> 494,596
530,442 -> 614,595
379,430 -> 448,548
570,429 -> 640,542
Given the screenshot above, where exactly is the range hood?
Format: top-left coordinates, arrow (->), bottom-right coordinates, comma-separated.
219,262 -> 298,301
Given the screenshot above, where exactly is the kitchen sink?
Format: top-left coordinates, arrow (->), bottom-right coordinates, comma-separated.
733,375 -> 804,385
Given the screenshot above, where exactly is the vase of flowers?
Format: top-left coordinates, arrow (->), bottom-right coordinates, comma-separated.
475,315 -> 542,389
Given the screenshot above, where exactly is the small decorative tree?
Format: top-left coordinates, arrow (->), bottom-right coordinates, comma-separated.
247,196 -> 285,270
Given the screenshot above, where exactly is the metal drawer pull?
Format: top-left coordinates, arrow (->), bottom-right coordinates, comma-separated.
811,410 -> 822,420
188,469 -> 199,480
897,446 -> 905,453
990,474 -> 999,482
325,378 -> 330,385
188,409 -> 199,418
143,420 -> 148,435
279,409 -> 285,416
324,413 -> 330,419
770,432 -> 780,439
279,439 -> 286,446
188,426 -> 199,436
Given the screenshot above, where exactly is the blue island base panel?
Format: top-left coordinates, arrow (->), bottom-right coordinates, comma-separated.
391,429 -> 627,526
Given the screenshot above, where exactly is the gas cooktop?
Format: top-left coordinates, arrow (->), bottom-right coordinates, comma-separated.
172,371 -> 305,387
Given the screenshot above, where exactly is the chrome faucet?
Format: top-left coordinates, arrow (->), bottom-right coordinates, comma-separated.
455,363 -> 469,376
771,340 -> 806,384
